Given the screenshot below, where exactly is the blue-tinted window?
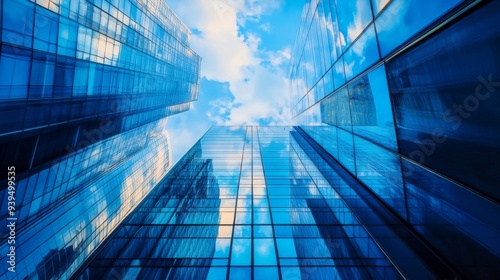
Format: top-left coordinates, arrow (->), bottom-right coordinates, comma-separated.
335,0 -> 373,51
73,61 -> 89,96
348,64 -> 397,150
2,1 -> 34,47
343,24 -> 379,81
88,63 -> 103,95
254,267 -> 279,279
402,159 -> 500,278
34,7 -> 59,53
29,53 -> 56,99
58,17 -> 78,56
229,267 -> 251,280
333,89 -> 356,173
386,0 -> 500,199
54,56 -> 75,98
230,238 -> 251,265
376,0 -> 462,57
371,0 -> 391,15
333,57 -> 346,90
0,47 -> 31,99
354,135 -> 406,219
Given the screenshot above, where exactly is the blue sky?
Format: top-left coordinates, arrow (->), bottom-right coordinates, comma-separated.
164,0 -> 306,163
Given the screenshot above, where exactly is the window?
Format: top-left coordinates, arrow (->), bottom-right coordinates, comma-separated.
29,52 -> 56,99
34,7 -> 59,53
57,17 -> 78,56
0,47 -> 31,99
376,0 -> 461,57
54,56 -> 76,98
2,1 -> 34,48
386,0 -> 500,198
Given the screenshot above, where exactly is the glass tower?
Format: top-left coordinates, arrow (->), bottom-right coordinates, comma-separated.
74,126 -> 485,279
289,0 -> 500,279
0,0 -> 200,279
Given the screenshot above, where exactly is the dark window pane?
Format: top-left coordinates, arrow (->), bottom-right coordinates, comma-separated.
0,47 -> 31,99
29,52 -> 56,99
54,56 -> 76,98
386,0 -> 500,199
402,159 -> 500,278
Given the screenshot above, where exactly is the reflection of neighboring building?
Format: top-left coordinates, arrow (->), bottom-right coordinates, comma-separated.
320,76 -> 377,127
37,246 -> 74,280
0,0 -> 200,279
76,142 -> 220,279
347,76 -> 377,126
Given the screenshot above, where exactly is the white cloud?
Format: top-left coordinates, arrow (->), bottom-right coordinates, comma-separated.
165,0 -> 293,126
347,0 -> 369,43
259,22 -> 271,33
267,47 -> 291,68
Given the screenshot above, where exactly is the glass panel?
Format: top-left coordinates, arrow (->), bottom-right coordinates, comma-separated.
386,0 -> 500,200
402,159 -> 500,279
254,267 -> 279,279
254,239 -> 277,265
343,24 -> 379,81
335,88 -> 356,174
376,0 -> 462,56
348,64 -> 397,151
34,7 -> 59,53
73,61 -> 89,96
229,267 -> 251,280
335,0 -> 373,51
2,0 -> 34,48
58,17 -> 78,56
230,239 -> 251,266
0,48 -> 31,99
354,135 -> 406,219
54,56 -> 76,98
333,57 -> 346,90
29,52 -> 56,99
371,0 -> 391,15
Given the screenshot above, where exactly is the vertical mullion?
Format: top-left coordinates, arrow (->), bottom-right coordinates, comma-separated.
226,126 -> 249,280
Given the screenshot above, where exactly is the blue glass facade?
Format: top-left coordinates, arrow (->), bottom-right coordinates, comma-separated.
74,126 -> 475,279
0,0 -> 200,178
0,0 -> 200,279
290,0 -> 500,278
1,0 -> 498,279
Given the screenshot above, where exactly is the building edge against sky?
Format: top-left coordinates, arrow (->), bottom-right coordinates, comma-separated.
0,0 -> 200,279
289,0 -> 499,278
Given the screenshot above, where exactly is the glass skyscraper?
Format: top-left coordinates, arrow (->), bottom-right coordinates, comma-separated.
73,126 -> 484,279
0,0 -> 200,279
289,0 -> 500,279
